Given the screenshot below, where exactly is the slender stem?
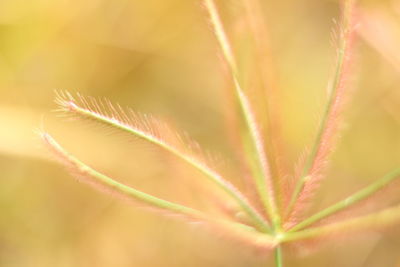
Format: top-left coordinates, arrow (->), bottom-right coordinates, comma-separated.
286,0 -> 354,217
58,99 -> 271,233
274,245 -> 283,267
43,132 -> 281,247
289,168 -> 400,232
204,0 -> 280,229
282,204 -> 400,242
42,132 -> 207,219
44,132 -> 282,248
242,0 -> 286,189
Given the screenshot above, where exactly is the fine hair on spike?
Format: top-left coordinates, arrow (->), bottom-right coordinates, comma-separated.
41,131 -> 278,250
285,0 -> 357,225
203,0 -> 279,229
43,0 -> 400,265
53,90 -> 271,233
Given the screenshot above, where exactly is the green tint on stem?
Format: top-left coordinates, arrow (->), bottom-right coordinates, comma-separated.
283,203 -> 400,242
62,102 -> 271,233
285,0 -> 354,217
274,245 -> 283,267
204,0 -> 280,230
289,168 -> 400,232
42,133 -> 206,219
43,133 -> 280,246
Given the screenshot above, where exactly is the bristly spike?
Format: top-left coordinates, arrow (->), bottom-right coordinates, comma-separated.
40,132 -> 277,249
242,0 -> 288,211
285,0 -> 357,225
41,132 -> 204,219
203,0 -> 280,230
283,203 -> 400,243
54,91 -> 271,233
288,168 -> 400,232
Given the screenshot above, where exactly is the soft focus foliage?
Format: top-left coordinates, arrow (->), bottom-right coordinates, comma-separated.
1,0 -> 400,266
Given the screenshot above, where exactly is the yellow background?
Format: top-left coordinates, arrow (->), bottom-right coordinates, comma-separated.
1,0 -> 400,266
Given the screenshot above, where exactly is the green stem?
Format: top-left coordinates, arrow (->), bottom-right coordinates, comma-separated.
282,204 -> 400,242
44,132 -> 279,246
289,168 -> 400,232
274,245 -> 283,267
60,100 -> 271,233
286,0 -> 354,217
233,80 -> 280,228
204,0 -> 280,229
42,133 -> 206,219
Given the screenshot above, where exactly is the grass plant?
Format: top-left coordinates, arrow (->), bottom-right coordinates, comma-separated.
41,0 -> 400,266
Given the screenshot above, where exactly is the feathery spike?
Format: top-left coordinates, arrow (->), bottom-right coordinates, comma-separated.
283,203 -> 400,243
54,91 -> 271,233
41,132 -> 277,249
286,0 -> 357,223
41,132 -> 205,220
203,0 -> 280,229
289,168 -> 400,232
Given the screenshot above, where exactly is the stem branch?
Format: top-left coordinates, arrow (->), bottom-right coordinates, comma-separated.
274,245 -> 283,267
204,0 -> 280,229
286,0 -> 355,217
289,168 -> 400,232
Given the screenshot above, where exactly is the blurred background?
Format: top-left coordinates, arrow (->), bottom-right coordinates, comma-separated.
1,0 -> 400,266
